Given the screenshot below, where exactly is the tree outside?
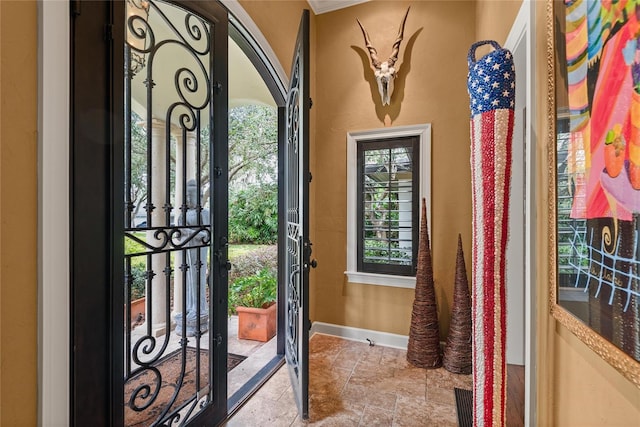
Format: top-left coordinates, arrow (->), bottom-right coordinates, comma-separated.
129,104 -> 278,221
127,104 -> 279,316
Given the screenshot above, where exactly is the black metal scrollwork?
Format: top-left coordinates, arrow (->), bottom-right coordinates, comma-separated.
129,367 -> 162,411
285,48 -> 302,377
124,1 -> 213,425
125,226 -> 210,256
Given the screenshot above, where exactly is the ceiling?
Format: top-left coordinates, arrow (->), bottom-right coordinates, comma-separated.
229,37 -> 276,109
307,0 -> 369,15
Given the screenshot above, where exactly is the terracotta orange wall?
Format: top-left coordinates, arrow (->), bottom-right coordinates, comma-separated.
0,1 -> 38,425
312,0 -> 476,337
531,1 -> 640,425
238,0 -> 313,81
475,0 -> 522,45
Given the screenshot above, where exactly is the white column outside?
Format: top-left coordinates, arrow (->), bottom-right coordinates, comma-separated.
172,130 -> 198,322
146,118 -> 169,337
186,131 -> 197,183
172,127 -> 184,321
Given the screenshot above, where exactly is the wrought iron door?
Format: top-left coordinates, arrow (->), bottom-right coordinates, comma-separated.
284,9 -> 312,420
122,1 -> 228,425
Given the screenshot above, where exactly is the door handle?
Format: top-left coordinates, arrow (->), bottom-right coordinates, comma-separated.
304,240 -> 316,270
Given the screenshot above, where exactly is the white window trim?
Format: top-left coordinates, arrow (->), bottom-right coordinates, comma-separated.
345,124 -> 431,289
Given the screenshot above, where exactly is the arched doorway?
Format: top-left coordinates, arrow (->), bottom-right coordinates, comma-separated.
66,1 -> 309,424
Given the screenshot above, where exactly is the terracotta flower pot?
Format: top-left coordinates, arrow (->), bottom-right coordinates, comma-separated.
236,302 -> 276,342
127,297 -> 146,323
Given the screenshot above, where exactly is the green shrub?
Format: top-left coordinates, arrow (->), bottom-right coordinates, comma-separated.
228,268 -> 277,314
125,234 -> 146,255
229,184 -> 278,244
228,245 -> 277,283
129,262 -> 147,300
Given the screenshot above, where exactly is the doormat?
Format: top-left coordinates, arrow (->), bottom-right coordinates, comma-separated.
124,348 -> 247,426
227,352 -> 247,371
454,387 -> 473,427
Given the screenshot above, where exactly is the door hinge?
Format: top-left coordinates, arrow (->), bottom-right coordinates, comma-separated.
309,97 -> 313,109
71,0 -> 81,16
104,24 -> 114,42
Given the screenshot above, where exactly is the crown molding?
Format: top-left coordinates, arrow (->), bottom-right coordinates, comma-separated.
307,0 -> 369,15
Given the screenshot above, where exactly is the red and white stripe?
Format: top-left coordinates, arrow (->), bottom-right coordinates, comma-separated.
470,108 -> 513,427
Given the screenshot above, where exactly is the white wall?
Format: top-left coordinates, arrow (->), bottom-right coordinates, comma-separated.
505,8 -> 527,367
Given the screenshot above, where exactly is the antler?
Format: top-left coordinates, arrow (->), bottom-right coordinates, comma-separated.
357,18 -> 382,69
388,7 -> 410,68
356,7 -> 411,106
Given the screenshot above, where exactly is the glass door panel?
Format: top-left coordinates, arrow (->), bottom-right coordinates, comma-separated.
123,1 -> 227,424
284,9 -> 311,420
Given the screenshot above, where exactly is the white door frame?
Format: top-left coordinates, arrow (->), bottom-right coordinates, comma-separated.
505,16 -> 526,368
503,1 -> 537,425
38,1 -> 70,424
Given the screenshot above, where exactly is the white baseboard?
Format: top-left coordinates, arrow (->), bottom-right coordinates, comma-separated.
310,321 -> 409,350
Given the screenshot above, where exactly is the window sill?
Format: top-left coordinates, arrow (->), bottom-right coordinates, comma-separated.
344,271 -> 416,289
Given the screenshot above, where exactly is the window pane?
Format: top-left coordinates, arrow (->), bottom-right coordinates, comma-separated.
358,139 -> 417,274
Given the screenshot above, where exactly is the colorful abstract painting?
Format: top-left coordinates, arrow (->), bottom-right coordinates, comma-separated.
556,0 -> 640,364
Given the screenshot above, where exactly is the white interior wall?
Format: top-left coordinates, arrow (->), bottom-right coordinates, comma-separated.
503,2 -> 537,425
505,36 -> 526,366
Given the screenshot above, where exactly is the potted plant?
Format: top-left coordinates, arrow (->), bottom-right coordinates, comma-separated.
128,263 -> 146,324
229,268 -> 277,342
125,238 -> 147,326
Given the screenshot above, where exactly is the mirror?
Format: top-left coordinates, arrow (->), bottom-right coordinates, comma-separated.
549,0 -> 640,388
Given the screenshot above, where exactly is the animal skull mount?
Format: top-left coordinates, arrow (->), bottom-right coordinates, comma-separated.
357,7 -> 410,106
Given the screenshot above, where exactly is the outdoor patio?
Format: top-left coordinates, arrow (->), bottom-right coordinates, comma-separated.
128,314 -> 276,397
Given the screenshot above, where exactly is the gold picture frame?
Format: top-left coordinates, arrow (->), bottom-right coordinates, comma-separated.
547,0 -> 640,388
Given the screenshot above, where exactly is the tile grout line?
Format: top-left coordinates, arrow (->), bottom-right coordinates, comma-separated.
391,391 -> 400,426
351,347 -> 365,427
339,343 -> 369,426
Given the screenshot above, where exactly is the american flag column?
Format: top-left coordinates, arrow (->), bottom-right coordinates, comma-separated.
467,40 -> 515,427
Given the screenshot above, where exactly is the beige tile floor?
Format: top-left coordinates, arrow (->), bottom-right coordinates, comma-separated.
225,334 -> 472,426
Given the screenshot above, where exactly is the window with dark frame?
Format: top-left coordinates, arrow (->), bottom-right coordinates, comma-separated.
356,136 -> 419,276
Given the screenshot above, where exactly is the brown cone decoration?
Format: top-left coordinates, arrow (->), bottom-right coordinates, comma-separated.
442,234 -> 472,374
406,198 -> 442,368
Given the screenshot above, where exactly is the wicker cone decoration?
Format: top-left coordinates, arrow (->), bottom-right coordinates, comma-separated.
442,234 -> 472,374
406,198 -> 442,368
